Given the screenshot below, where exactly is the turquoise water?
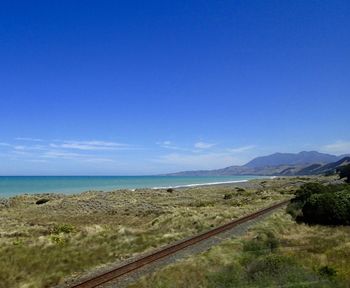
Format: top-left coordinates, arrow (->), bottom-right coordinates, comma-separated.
0,176 -> 266,198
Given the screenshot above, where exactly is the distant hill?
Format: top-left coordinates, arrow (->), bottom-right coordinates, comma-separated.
164,151 -> 350,177
244,151 -> 340,168
297,156 -> 350,175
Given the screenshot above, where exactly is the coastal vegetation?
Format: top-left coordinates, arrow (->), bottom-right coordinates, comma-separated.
130,176 -> 350,287
130,211 -> 350,288
338,164 -> 350,183
0,177 -> 308,288
287,181 -> 350,225
0,176 -> 347,287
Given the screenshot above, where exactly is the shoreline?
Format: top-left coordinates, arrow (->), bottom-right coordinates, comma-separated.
0,175 -> 269,198
151,179 -> 249,189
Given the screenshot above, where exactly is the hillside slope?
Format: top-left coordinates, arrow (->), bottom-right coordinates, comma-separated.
244,151 -> 341,168
165,152 -> 350,176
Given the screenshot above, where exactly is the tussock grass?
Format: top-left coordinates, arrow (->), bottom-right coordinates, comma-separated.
130,210 -> 350,288
0,177 -> 325,287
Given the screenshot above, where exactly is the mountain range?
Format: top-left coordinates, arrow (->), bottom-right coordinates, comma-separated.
165,151 -> 350,176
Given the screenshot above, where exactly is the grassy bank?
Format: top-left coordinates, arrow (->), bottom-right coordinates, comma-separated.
130,210 -> 350,288
0,176 -> 331,287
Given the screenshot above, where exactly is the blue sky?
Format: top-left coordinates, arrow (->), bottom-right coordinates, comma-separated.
0,1 -> 349,175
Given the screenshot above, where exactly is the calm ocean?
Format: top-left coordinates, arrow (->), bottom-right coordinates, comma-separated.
0,175 -> 266,198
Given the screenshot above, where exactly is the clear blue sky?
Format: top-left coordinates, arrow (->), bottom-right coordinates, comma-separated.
0,0 -> 349,175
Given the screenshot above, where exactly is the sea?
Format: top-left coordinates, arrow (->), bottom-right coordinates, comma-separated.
0,175 -> 267,198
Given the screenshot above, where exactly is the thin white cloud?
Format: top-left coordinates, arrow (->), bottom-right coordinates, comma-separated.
194,142 -> 216,149
12,150 -> 32,156
41,149 -> 114,162
42,151 -> 82,159
84,158 -> 114,163
157,141 -> 189,151
321,141 -> 350,155
15,137 -> 43,142
227,145 -> 256,153
26,159 -> 48,163
13,144 -> 46,151
0,139 -> 129,164
50,140 -> 129,151
14,145 -> 26,150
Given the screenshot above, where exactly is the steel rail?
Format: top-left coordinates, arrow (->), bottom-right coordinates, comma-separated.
70,200 -> 289,288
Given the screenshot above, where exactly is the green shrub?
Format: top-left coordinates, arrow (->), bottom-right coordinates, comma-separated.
247,254 -> 295,279
245,254 -> 320,285
208,255 -> 321,288
328,184 -> 350,193
50,235 -> 67,245
302,191 -> 350,225
223,193 -> 233,200
51,224 -> 75,234
192,200 -> 215,207
243,231 -> 279,256
294,183 -> 330,203
206,264 -> 243,287
36,198 -> 50,205
289,183 -> 350,225
12,239 -> 23,246
286,201 -> 304,219
337,164 -> 350,183
318,266 -> 337,278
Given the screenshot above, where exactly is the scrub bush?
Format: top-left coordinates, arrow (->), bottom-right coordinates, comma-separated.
288,183 -> 350,225
302,191 -> 350,225
36,198 -> 50,205
51,224 -> 75,234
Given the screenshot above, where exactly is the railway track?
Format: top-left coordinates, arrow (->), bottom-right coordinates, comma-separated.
70,200 -> 289,288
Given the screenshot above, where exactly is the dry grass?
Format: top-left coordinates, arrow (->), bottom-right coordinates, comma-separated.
130,210 -> 350,288
0,176 -> 330,287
